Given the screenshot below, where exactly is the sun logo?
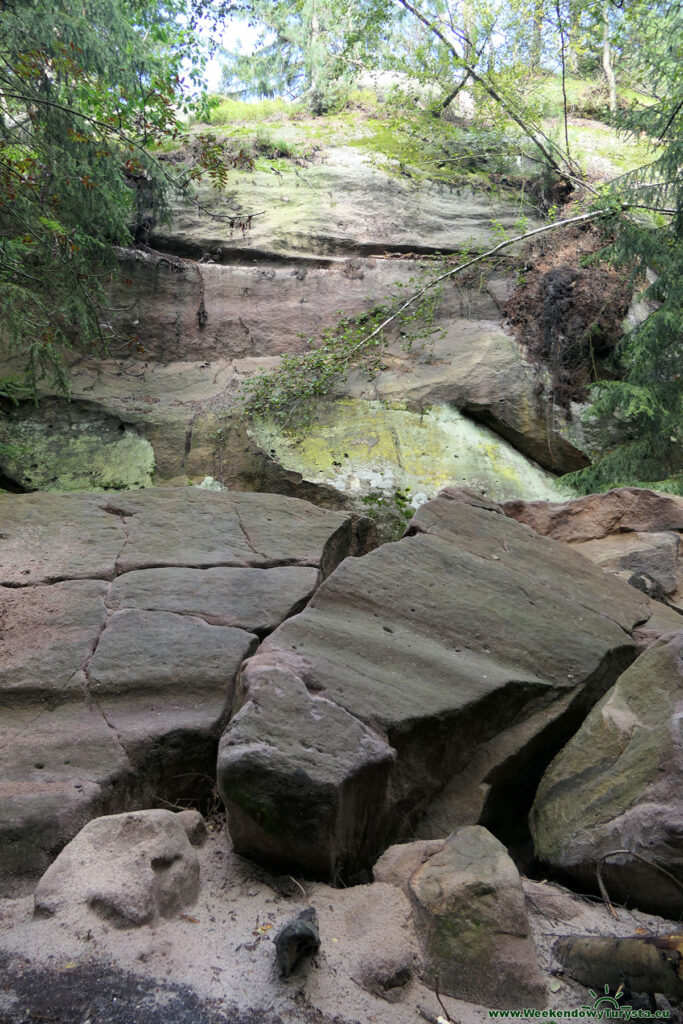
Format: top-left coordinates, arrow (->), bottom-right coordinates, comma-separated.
583,984 -> 631,1013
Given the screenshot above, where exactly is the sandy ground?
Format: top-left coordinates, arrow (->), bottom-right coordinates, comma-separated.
0,818 -> 680,1024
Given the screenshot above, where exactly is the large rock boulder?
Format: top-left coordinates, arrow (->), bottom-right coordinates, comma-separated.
217,488 -> 663,880
34,809 -> 201,927
502,488 -> 683,609
0,488 -> 373,894
530,630 -> 683,918
408,827 -> 545,1008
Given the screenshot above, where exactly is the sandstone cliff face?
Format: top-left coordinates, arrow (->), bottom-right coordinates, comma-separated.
0,138 -> 588,506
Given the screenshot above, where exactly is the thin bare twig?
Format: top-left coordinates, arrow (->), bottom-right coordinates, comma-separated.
435,977 -> 459,1023
598,849 -> 683,905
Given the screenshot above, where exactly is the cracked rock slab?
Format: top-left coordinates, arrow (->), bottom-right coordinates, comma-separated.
89,608 -> 258,781
107,566 -> 318,634
0,700 -> 131,885
0,488 -> 371,895
0,493 -> 125,586
218,488 -> 657,880
0,487 -> 375,584
111,489 -> 370,573
219,658 -> 396,879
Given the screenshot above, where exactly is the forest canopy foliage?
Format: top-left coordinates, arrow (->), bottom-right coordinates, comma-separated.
0,0 -> 236,389
1,0 -> 680,491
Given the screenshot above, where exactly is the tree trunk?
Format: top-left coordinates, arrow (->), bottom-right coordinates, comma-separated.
602,0 -> 617,112
531,0 -> 543,69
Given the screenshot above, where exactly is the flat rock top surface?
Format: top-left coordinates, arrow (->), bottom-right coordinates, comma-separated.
0,487 -> 366,892
0,487 -> 353,586
252,494 -> 651,735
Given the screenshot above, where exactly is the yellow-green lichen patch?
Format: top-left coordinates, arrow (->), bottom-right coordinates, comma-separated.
250,399 -> 571,506
0,411 -> 155,492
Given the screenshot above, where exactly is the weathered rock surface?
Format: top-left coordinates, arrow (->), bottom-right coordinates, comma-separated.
0,141 -> 589,503
502,488 -> 683,609
330,882 -> 418,1003
373,839 -> 445,894
0,486 -> 371,585
503,487 -> 683,540
253,399 -> 571,513
217,488 -> 662,880
531,630 -> 683,917
340,319 -> 587,473
110,248 -> 502,363
0,488 -> 372,894
108,565 -> 319,635
34,810 -> 200,927
154,147 -> 539,261
0,398 -> 155,493
408,826 -> 546,1008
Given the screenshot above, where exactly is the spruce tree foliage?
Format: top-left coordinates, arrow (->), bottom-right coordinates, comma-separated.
567,0 -> 682,493
220,0 -> 392,112
0,0 -> 234,390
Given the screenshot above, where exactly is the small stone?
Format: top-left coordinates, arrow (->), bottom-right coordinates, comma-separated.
274,907 -> 320,977
176,809 -> 208,847
33,809 -> 200,928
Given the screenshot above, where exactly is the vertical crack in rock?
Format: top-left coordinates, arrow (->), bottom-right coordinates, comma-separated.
183,413 -> 199,464
75,580 -> 128,753
101,503 -> 132,576
233,507 -> 269,562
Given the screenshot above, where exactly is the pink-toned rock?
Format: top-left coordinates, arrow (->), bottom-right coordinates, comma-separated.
501,487 -> 683,542
373,839 -> 445,895
111,250 -> 499,364
34,809 -> 200,927
502,488 -> 683,608
0,487 -> 372,895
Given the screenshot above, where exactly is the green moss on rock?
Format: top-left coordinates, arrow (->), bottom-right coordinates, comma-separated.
250,399 -> 570,506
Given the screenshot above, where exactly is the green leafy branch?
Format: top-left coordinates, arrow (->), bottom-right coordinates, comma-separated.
243,264 -> 445,428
